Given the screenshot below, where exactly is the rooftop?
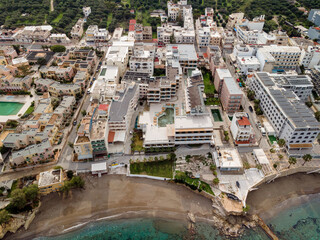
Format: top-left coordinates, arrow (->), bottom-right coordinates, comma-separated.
38,169 -> 62,187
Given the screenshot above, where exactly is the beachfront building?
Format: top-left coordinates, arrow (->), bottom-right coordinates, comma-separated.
215,148 -> 243,174
247,72 -> 320,152
37,169 -> 65,195
230,112 -> 255,146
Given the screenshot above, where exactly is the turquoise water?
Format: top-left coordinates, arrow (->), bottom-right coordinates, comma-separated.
36,195 -> 320,240
158,108 -> 174,127
0,101 -> 24,115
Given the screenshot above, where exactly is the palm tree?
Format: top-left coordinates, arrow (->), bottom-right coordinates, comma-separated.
302,154 -> 312,166
288,157 -> 297,168
278,139 -> 286,148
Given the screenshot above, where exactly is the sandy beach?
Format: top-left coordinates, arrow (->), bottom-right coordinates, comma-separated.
246,173 -> 320,220
7,175 -> 214,239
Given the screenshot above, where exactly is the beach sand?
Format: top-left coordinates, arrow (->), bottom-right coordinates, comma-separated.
8,175 -> 213,240
246,173 -> 320,220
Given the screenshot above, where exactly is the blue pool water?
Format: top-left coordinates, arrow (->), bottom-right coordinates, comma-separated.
36,195 -> 320,240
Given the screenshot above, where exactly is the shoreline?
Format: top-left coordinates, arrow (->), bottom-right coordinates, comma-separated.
247,172 -> 320,220
6,172 -> 320,239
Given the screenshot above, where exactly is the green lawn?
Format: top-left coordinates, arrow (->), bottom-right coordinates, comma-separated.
205,97 -> 220,106
52,13 -> 63,23
203,72 -> 215,95
107,13 -> 113,27
130,160 -> 174,178
131,131 -> 144,152
24,105 -> 34,115
152,32 -> 157,39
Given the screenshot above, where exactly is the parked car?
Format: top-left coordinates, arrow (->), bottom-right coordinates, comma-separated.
249,106 -> 253,112
73,120 -> 77,126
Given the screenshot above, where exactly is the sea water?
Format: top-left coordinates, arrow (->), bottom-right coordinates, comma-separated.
36,195 -> 320,240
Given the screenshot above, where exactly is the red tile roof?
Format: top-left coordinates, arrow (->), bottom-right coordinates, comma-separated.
237,117 -> 250,126
129,19 -> 136,25
129,25 -> 135,32
108,131 -> 115,143
98,104 -> 109,111
203,53 -> 208,59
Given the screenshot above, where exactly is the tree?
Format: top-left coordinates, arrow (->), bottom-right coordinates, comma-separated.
0,210 -> 10,225
278,139 -> 286,148
67,170 -> 74,180
210,164 -> 217,172
50,45 -> 66,53
81,110 -> 86,116
10,189 -> 26,210
270,148 -> 275,153
288,157 -> 297,168
37,58 -> 47,66
23,184 -> 39,202
302,154 -> 312,166
247,90 -> 255,101
70,176 -> 85,188
213,177 -> 219,185
306,102 -> 313,108
315,111 -> 320,122
68,142 -> 74,148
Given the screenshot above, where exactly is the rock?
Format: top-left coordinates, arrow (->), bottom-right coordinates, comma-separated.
188,213 -> 196,223
0,217 -> 26,239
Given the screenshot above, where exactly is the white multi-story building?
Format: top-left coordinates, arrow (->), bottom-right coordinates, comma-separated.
300,46 -> 320,69
166,44 -> 198,73
129,50 -> 154,75
248,72 -> 319,151
236,56 -> 260,74
230,112 -> 254,146
233,44 -> 255,57
256,45 -> 302,72
105,46 -> 129,77
85,25 -> 109,43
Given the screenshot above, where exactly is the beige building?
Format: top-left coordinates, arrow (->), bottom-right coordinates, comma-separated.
37,169 -> 65,195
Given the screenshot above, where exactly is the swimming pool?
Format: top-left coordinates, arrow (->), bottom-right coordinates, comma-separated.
158,108 -> 175,127
0,102 -> 24,115
211,109 -> 223,122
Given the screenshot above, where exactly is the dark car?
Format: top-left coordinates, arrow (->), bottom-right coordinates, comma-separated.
73,120 -> 77,126
249,106 -> 253,112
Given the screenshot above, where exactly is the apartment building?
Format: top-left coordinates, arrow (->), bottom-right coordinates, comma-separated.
70,19 -> 84,39
185,69 -> 206,115
35,78 -> 81,97
230,112 -> 254,146
26,51 -> 55,65
157,24 -> 195,44
49,34 -> 70,44
308,27 -> 320,41
85,25 -> 109,43
129,50 -> 154,75
308,9 -> 320,27
39,66 -> 75,81
236,56 -> 260,75
90,119 -> 108,160
233,44 -> 255,57
310,65 -> 320,95
214,68 -> 242,114
0,75 -> 32,92
300,46 -> 320,69
256,45 -> 302,72
108,83 -> 139,139
12,25 -> 52,43
122,71 -> 151,99
248,72 -> 320,151
105,46 -> 129,77
167,1 -> 181,21
221,30 -> 235,53
227,13 -> 244,29
166,44 -> 198,73
10,139 -> 53,165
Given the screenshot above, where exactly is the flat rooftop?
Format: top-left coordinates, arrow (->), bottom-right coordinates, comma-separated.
38,169 -> 62,187
175,115 -> 213,130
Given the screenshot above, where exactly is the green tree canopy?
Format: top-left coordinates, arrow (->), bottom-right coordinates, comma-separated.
10,189 -> 26,210
50,45 -> 66,53
23,184 -> 39,202
0,210 -> 10,225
